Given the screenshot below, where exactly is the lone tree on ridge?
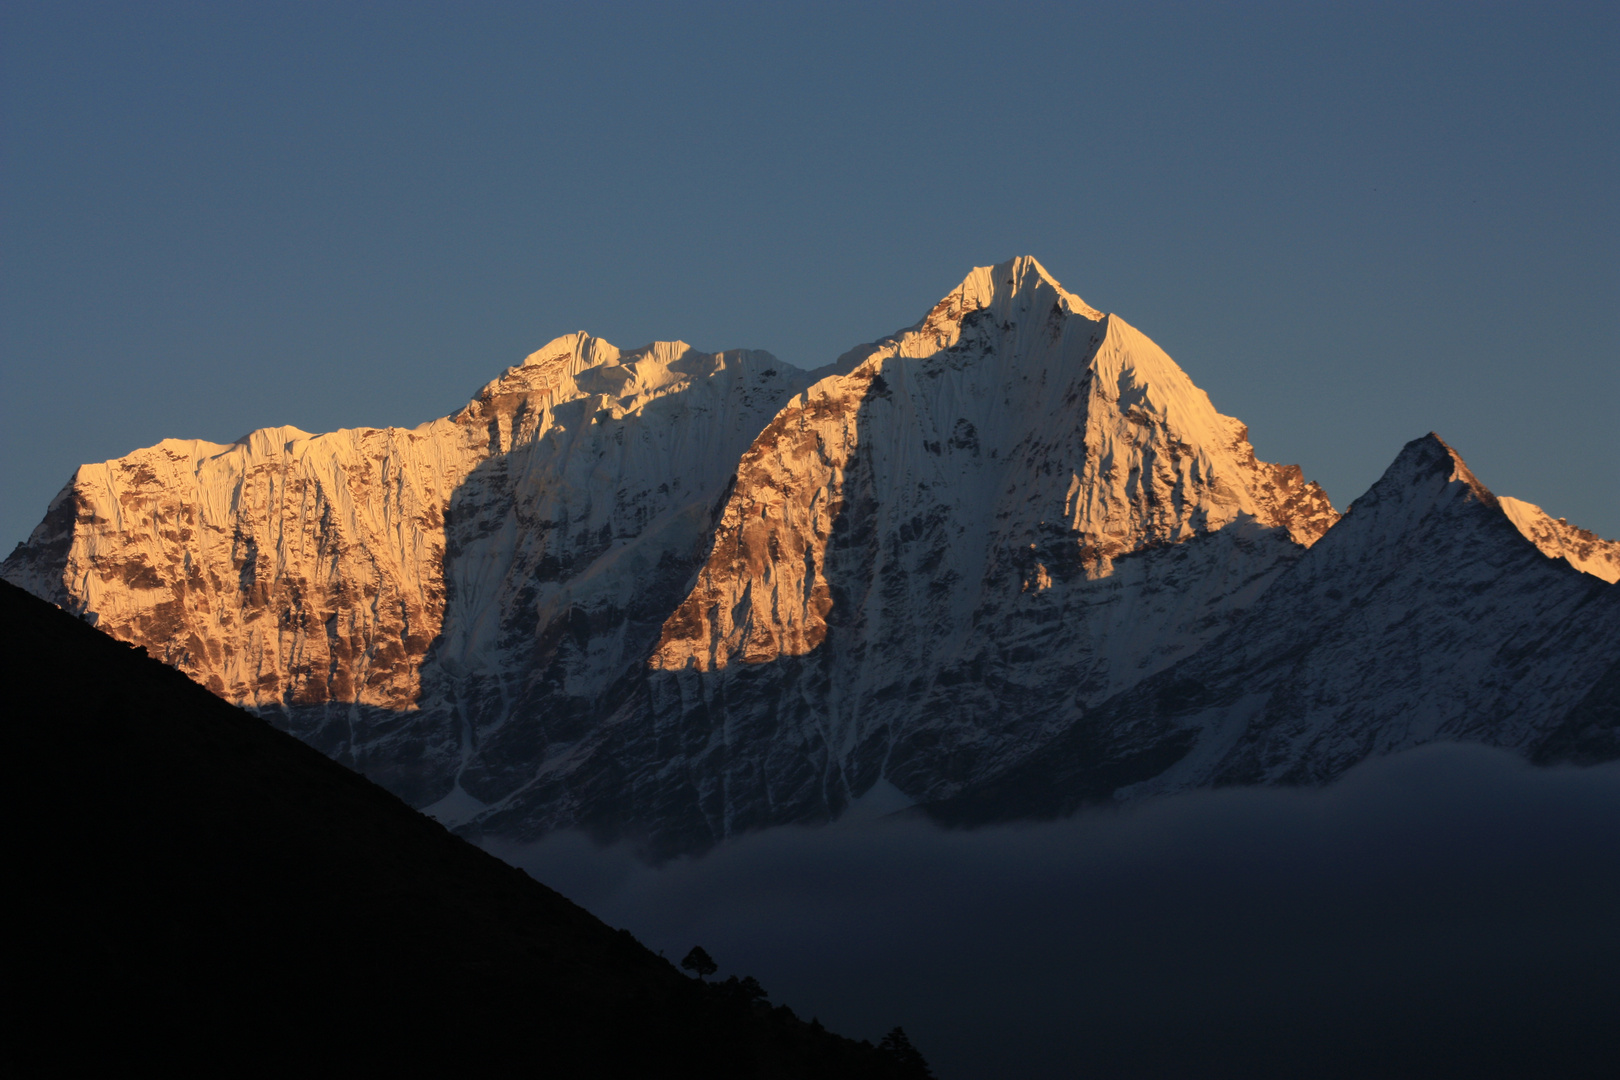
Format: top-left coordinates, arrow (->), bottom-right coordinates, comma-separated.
877,1027 -> 934,1079
680,946 -> 718,981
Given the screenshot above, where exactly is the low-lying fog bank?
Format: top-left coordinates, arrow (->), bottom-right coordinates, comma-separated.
491,743 -> 1620,1079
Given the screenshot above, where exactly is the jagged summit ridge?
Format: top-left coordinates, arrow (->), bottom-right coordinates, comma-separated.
652,256 -> 1338,675
904,256 -> 1104,348
5,258 -> 1615,856
2,334 -> 809,732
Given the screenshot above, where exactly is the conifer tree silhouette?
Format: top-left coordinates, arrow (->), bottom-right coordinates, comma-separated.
679,945 -> 717,981
877,1026 -> 934,1079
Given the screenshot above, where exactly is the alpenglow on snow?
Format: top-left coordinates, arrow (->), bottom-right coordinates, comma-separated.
7,257 -> 1617,856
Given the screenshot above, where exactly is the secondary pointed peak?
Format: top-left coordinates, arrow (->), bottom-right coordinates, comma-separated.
1387,433 -> 1496,503
1341,433 -> 1501,544
1338,433 -> 1616,585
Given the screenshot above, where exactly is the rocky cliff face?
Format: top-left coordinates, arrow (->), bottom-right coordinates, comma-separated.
7,258 -> 1615,856
566,258 -> 1341,850
3,335 -> 812,806
653,257 -> 1337,675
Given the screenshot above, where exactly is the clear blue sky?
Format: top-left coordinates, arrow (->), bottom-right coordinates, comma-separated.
4,1 -> 1616,549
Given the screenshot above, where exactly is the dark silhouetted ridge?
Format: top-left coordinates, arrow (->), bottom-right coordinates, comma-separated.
3,579 -> 923,1076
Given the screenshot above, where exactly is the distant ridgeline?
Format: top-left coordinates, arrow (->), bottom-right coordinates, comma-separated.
3,578 -> 931,1077
7,257 -> 1618,857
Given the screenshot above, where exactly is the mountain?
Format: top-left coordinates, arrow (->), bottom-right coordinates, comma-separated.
931,433 -> 1620,822
2,335 -> 813,814
6,257 -> 1616,856
4,577 -> 925,1077
584,257 -> 1340,851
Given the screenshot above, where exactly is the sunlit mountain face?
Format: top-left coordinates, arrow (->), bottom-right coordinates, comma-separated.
7,257 -> 1617,857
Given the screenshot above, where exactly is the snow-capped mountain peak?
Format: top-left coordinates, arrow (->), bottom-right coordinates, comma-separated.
5,261 -> 1613,858
652,257 -> 1338,675
1323,432 -> 1497,543
1316,432 -> 1620,584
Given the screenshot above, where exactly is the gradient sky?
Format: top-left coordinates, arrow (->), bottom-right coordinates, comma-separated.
3,1 -> 1616,550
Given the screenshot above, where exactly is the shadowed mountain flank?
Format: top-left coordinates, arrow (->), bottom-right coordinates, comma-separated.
4,578 -> 925,1077
455,258 -> 1343,854
3,336 -> 813,823
930,434 -> 1620,824
6,259 -> 1616,857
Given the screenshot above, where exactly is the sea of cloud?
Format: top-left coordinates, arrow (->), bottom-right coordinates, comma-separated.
490,743 -> 1620,1079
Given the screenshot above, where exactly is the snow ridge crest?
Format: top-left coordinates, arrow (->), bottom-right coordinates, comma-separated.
4,259 -> 1615,856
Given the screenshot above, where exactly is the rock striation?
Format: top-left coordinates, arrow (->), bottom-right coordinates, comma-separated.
7,257 -> 1616,855
4,335 -> 811,806
604,258 -> 1340,849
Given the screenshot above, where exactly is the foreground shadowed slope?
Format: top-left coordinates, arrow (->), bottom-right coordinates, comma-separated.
2,579 -> 922,1077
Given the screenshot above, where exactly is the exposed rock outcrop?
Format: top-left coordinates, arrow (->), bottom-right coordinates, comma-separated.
7,258 -> 1614,856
